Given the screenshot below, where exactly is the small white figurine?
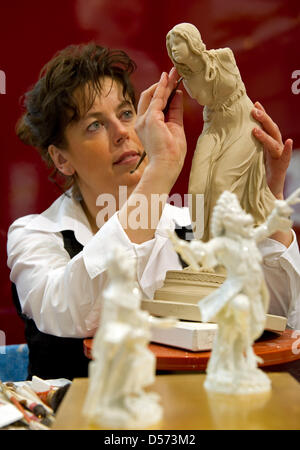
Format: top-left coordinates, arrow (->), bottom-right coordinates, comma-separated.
166,23 -> 275,241
82,247 -> 175,428
170,188 -> 300,394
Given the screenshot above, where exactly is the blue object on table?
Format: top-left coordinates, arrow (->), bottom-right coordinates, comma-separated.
0,344 -> 29,382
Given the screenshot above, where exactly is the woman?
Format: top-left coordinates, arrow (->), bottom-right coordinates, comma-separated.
7,43 -> 300,380
166,23 -> 276,241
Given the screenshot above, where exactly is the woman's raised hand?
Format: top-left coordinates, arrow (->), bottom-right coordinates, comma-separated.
135,68 -> 187,184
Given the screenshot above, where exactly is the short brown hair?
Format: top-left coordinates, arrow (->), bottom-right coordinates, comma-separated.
16,43 -> 137,189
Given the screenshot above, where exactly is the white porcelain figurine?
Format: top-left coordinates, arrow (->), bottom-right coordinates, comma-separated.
170,188 -> 300,394
166,23 -> 275,241
82,247 -> 176,428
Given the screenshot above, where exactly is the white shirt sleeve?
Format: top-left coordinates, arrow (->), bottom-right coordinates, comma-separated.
7,210 -> 181,338
258,230 -> 300,329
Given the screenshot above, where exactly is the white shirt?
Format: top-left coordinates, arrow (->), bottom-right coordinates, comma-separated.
7,191 -> 300,337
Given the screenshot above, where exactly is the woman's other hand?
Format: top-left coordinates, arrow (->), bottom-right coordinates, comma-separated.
135,68 -> 187,187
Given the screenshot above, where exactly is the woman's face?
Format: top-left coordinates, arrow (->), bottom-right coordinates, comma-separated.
169,33 -> 190,64
61,77 -> 145,200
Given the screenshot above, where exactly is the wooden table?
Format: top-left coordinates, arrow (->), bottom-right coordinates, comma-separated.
84,329 -> 300,372
52,373 -> 300,430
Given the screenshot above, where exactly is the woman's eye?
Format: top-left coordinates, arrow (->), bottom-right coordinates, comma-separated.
122,110 -> 134,120
87,121 -> 102,132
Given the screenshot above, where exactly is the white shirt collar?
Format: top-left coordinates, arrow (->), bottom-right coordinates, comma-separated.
24,189 -> 93,246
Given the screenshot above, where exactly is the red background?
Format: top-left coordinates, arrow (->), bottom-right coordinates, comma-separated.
0,0 -> 299,344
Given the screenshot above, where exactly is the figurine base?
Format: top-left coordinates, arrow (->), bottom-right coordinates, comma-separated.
204,368 -> 272,395
88,392 -> 163,429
